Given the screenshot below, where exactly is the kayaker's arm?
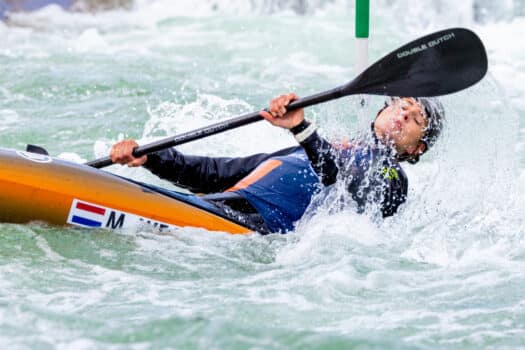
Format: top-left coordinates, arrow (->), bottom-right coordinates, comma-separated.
144,147 -> 298,193
290,120 -> 339,186
110,138 -> 296,193
259,93 -> 340,186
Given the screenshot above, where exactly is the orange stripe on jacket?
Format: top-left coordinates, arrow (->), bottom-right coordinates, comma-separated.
226,159 -> 282,192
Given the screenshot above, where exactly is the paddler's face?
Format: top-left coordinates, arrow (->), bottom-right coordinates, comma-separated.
374,97 -> 428,157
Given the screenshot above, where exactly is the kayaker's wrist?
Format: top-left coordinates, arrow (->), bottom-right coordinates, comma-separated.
290,119 -> 309,134
290,119 -> 317,143
142,152 -> 158,169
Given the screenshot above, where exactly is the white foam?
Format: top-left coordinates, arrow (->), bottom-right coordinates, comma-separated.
72,27 -> 111,53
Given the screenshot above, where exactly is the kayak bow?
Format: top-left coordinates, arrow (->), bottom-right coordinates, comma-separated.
0,148 -> 251,234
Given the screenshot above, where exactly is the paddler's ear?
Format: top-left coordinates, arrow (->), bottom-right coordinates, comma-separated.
418,142 -> 427,154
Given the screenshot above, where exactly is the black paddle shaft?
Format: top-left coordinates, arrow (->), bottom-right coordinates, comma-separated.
87,28 -> 487,169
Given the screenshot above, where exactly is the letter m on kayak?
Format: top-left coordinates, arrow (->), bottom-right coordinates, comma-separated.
106,211 -> 125,229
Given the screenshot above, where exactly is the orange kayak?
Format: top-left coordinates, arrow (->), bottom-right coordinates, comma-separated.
0,148 -> 251,234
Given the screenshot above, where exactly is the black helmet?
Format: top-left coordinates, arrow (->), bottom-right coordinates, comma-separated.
418,98 -> 445,149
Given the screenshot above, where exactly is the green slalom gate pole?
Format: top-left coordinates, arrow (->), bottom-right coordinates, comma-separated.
355,0 -> 369,75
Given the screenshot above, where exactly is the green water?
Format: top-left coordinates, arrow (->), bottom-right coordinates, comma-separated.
1,1 -> 525,349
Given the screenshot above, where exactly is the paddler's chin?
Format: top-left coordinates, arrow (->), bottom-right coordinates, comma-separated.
374,116 -> 401,144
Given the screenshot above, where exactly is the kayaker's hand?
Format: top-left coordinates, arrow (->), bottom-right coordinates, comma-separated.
110,139 -> 147,167
260,93 -> 304,129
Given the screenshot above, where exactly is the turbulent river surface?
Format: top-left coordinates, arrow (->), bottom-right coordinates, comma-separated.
1,0 -> 525,348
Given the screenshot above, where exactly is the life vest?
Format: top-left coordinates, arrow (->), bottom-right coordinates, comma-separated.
227,149 -> 320,232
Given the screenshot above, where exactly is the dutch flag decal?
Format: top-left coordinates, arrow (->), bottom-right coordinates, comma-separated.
66,198 -> 173,232
67,199 -> 106,228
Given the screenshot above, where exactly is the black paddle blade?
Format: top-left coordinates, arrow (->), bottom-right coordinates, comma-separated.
343,28 -> 488,97
26,144 -> 49,155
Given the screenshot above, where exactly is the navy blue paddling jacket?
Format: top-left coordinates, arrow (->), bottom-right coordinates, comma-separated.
144,121 -> 408,233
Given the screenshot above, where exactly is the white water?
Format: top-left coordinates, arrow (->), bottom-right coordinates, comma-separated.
1,0 -> 524,348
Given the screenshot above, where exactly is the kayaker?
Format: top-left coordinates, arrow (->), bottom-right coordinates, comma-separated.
110,93 -> 444,234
